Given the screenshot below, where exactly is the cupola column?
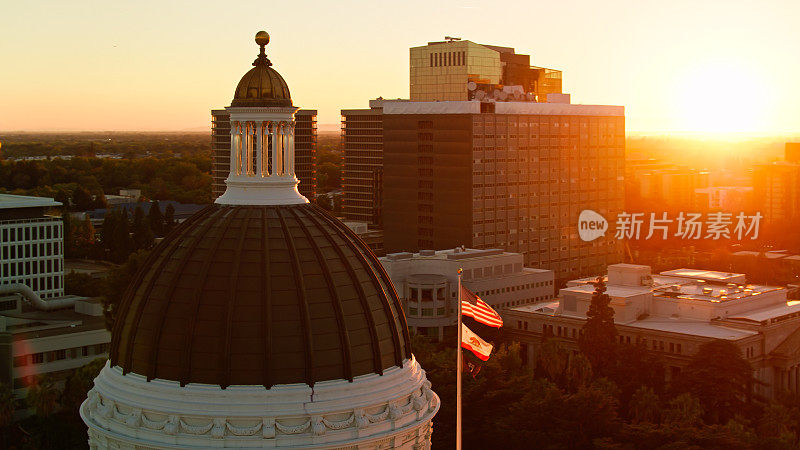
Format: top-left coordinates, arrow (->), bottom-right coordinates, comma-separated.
243,122 -> 251,176
287,122 -> 295,176
256,122 -> 264,178
271,122 -> 280,177
230,121 -> 238,176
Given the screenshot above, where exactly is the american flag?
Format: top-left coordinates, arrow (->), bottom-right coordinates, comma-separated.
460,285 -> 503,328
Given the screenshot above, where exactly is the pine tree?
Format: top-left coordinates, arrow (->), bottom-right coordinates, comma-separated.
579,277 -> 618,376
132,205 -> 154,250
164,203 -> 176,232
147,200 -> 164,236
102,208 -> 133,263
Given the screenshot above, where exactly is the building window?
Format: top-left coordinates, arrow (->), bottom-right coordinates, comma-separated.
13,355 -> 27,367
32,353 -> 44,364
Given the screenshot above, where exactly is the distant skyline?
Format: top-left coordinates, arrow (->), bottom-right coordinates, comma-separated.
1,0 -> 799,134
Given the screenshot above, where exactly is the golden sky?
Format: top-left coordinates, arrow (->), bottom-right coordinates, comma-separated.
1,0 -> 798,134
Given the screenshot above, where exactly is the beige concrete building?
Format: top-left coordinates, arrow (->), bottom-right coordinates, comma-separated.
504,263 -> 800,400
380,247 -> 554,340
2,297 -> 110,415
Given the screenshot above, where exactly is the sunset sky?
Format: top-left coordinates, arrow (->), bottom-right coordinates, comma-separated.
1,0 -> 799,134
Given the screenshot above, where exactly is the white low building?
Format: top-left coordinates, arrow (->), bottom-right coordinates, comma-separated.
0,194 -> 110,417
0,194 -> 65,299
504,263 -> 800,400
380,247 -> 554,340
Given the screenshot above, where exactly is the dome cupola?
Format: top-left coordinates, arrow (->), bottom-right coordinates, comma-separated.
231,31 -> 292,107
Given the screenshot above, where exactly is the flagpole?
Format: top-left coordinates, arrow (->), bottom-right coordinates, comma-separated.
456,268 -> 463,450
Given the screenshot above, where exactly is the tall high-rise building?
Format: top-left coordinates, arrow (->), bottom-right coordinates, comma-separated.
754,148 -> 800,224
381,101 -> 625,280
342,38 -> 624,279
410,39 -> 563,103
341,100 -> 390,225
212,109 -> 317,201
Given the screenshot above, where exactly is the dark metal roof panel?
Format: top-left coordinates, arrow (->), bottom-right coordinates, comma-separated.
109,203 -> 410,388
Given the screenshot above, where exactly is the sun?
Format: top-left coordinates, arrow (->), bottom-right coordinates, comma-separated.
672,62 -> 770,135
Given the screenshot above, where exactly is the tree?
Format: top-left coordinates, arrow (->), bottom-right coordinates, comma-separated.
164,203 -> 176,233
26,375 -> 60,419
579,277 -> 618,376
91,190 -> 108,209
148,200 -> 164,236
663,393 -> 704,428
64,271 -> 103,297
101,249 -> 150,330
54,188 -> 70,209
537,338 -> 569,385
71,186 -> 93,211
61,358 -> 106,414
0,383 -> 14,448
100,208 -> 133,263
132,205 -> 154,250
671,339 -> 756,424
629,386 -> 660,424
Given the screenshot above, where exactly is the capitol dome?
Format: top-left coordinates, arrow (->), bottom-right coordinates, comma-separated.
109,203 -> 411,388
81,31 -> 439,449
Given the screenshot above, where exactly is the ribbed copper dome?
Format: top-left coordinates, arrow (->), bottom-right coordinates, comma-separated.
231,63 -> 292,107
109,204 -> 411,388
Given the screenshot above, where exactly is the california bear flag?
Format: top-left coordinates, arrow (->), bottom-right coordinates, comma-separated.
460,324 -> 493,361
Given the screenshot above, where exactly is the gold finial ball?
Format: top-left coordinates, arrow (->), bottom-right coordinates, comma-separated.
255,31 -> 270,47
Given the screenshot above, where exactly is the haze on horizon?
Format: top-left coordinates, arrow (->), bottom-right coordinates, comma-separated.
1,0 -> 798,135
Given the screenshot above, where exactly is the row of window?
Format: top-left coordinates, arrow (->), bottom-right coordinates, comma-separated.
408,306 -> 447,317
430,51 -> 465,67
1,241 -> 62,260
472,280 -> 552,296
2,258 -> 62,276
0,222 -> 62,243
13,343 -> 109,367
524,323 -> 688,355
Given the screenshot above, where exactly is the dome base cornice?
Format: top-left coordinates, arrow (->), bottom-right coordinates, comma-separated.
81,359 -> 438,449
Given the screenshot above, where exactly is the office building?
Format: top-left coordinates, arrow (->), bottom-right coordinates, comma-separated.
380,247 -> 554,340
638,169 -> 710,209
504,263 -> 800,400
753,145 -> 800,224
693,186 -> 754,211
0,194 -> 109,415
342,39 -> 624,278
410,39 -> 563,103
81,32 -> 439,449
381,101 -> 625,280
341,99 -> 390,225
212,109 -> 318,201
1,194 -> 65,299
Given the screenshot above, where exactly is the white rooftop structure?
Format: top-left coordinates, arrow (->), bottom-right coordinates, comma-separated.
0,194 -> 61,210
